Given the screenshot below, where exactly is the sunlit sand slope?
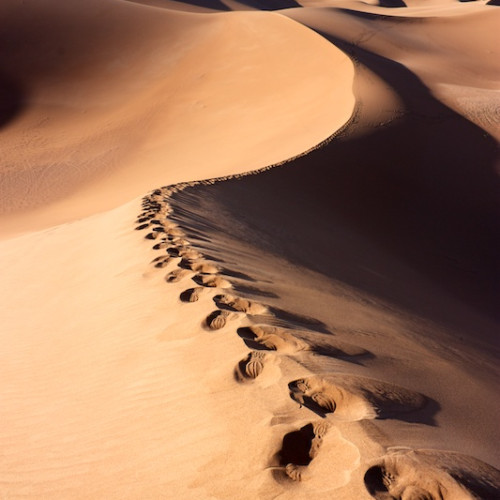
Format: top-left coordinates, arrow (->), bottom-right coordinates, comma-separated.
0,0 -> 354,236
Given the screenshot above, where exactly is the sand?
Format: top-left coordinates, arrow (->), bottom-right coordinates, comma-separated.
0,0 -> 499,499
0,0 -> 353,237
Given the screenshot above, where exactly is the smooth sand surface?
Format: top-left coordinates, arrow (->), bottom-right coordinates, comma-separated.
1,0 -> 499,498
0,0 -> 353,237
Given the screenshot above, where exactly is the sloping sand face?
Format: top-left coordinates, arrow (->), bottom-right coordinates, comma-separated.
1,0 -> 499,499
126,180 -> 499,498
0,0 -> 354,236
0,1 -> 358,498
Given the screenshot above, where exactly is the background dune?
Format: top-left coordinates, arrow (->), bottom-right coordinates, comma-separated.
0,0 -> 499,498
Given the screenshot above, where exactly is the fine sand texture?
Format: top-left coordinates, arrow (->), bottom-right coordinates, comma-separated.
1,0 -> 499,499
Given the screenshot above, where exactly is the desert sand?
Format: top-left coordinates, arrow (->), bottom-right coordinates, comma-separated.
0,0 -> 499,499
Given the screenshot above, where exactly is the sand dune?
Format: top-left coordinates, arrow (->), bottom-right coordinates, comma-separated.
1,0 -> 499,499
0,0 -> 353,236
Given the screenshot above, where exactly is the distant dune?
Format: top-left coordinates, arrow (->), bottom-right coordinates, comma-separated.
0,0 -> 499,498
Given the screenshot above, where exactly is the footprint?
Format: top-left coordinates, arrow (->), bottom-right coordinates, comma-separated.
151,256 -> 166,263
193,274 -> 232,289
179,287 -> 205,303
288,375 -> 429,422
171,237 -> 190,247
145,231 -> 162,240
165,269 -> 192,283
153,241 -> 169,250
213,294 -> 268,315
364,448 -> 500,500
150,217 -> 169,226
276,421 -> 330,482
205,310 -> 235,330
136,215 -> 152,223
234,351 -> 268,381
165,246 -> 182,257
191,262 -> 220,274
179,259 -> 219,274
177,248 -> 203,260
237,325 -> 369,361
151,255 -> 172,268
155,260 -> 171,269
167,227 -> 185,238
237,325 -> 309,354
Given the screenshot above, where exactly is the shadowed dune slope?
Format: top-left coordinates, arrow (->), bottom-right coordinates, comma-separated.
284,6 -> 500,318
173,6 -> 500,329
288,6 -> 500,138
126,0 -> 302,10
0,0 -> 354,236
164,2 -> 499,470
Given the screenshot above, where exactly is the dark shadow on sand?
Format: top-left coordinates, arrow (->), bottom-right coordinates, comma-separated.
231,284 -> 279,299
125,0 -> 301,10
278,424 -> 315,466
0,72 -> 24,130
175,0 -> 301,9
170,39 -> 499,339
379,0 -> 406,7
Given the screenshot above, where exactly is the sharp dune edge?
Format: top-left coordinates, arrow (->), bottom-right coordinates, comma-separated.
0,1 -> 499,499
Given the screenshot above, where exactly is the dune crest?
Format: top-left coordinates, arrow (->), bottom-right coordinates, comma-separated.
0,0 -> 354,237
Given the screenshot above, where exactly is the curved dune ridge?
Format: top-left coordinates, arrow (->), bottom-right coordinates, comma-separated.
1,0 -> 499,499
0,0 -> 354,236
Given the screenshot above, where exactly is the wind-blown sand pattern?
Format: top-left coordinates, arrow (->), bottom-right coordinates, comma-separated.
1,0 -> 499,499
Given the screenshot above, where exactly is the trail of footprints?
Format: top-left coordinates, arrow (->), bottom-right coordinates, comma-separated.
136,186 -> 500,499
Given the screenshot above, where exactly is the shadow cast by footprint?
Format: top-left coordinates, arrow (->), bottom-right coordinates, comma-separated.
220,268 -> 257,282
262,307 -> 330,333
279,423 -> 315,467
232,283 -> 279,299
180,287 -> 203,303
271,421 -> 330,482
238,336 -> 271,352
